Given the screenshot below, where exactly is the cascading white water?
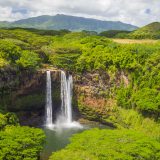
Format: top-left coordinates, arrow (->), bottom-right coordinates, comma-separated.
45,71 -> 53,127
45,70 -> 82,129
55,70 -> 82,129
60,71 -> 73,124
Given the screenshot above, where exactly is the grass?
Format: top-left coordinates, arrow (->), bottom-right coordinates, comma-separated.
112,38 -> 159,44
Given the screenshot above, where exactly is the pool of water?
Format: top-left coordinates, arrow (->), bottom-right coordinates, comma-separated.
40,122 -> 108,160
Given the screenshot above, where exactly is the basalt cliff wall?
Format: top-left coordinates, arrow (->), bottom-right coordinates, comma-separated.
0,67 -> 129,126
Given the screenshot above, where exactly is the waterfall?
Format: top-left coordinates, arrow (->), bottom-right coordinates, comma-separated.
45,70 -> 82,129
60,71 -> 73,124
55,70 -> 82,129
45,71 -> 53,127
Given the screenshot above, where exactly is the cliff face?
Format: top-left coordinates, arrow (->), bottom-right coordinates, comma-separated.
73,71 -> 129,125
0,68 -> 61,126
0,67 -> 129,126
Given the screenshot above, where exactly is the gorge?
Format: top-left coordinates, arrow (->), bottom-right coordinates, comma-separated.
0,28 -> 159,160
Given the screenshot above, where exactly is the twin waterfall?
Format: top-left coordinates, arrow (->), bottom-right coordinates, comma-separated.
45,70 -> 78,129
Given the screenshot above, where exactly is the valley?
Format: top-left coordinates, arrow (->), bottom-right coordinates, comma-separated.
0,26 -> 159,160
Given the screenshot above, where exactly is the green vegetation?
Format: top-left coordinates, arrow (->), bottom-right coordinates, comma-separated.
45,30 -> 160,159
0,126 -> 45,160
0,31 -> 43,70
0,113 -> 19,129
108,108 -> 160,140
50,128 -> 160,160
45,30 -> 160,160
50,107 -> 160,160
0,112 -> 45,160
130,22 -> 160,39
1,28 -> 159,117
99,30 -> 130,38
0,27 -> 160,160
99,22 -> 160,39
45,33 -> 159,117
16,50 -> 41,69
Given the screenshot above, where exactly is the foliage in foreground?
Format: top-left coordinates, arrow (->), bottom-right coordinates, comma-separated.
0,112 -> 19,130
0,113 -> 45,160
0,126 -> 45,160
50,128 -> 160,160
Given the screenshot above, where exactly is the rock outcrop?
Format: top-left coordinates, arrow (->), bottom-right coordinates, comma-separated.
0,67 -> 130,126
0,67 -> 61,126
73,71 -> 129,125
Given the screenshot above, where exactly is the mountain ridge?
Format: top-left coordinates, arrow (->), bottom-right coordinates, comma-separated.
0,14 -> 138,32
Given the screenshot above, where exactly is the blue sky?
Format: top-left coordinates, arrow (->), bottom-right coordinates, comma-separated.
0,0 -> 160,26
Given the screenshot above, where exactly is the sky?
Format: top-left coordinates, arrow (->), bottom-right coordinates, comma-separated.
0,0 -> 160,27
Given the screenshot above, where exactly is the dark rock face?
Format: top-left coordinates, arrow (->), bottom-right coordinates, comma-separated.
0,68 -> 128,126
0,68 -> 61,126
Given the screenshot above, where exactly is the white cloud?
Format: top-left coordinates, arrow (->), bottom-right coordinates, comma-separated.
0,0 -> 160,26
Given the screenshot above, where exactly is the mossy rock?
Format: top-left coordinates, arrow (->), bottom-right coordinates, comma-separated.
10,94 -> 45,111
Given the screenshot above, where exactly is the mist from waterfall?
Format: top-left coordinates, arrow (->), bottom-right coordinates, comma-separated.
45,71 -> 53,128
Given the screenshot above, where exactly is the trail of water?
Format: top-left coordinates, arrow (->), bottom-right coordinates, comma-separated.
60,71 -> 73,123
45,71 -> 53,128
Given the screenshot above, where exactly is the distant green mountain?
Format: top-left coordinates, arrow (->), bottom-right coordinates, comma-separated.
0,21 -> 10,28
0,14 -> 138,32
130,22 -> 160,39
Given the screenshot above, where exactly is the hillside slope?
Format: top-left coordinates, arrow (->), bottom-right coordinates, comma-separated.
0,14 -> 138,32
130,22 -> 160,39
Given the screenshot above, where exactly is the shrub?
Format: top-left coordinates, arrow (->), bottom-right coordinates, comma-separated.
0,57 -> 9,68
0,126 -> 45,160
16,50 -> 41,69
50,129 -> 160,160
132,88 -> 160,115
0,113 -> 19,130
0,39 -> 21,62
